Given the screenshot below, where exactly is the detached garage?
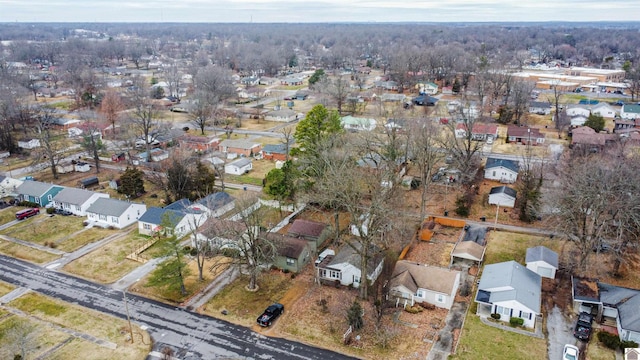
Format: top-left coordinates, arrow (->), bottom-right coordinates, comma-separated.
525,246 -> 558,279
488,186 -> 517,208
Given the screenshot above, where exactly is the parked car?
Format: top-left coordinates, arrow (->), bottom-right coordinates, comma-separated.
15,208 -> 40,220
54,208 -> 73,216
563,344 -> 579,360
573,312 -> 593,341
257,303 -> 284,327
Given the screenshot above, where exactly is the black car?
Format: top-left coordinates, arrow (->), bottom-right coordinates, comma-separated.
257,303 -> 284,327
573,312 -> 593,341
54,208 -> 73,216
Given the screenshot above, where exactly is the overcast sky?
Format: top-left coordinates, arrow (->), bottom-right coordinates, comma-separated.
1,0 -> 640,23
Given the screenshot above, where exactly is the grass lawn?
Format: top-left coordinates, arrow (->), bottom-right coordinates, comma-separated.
200,271 -> 293,327
131,256 -> 229,304
451,314 -> 547,360
226,173 -> 265,186
62,230 -> 143,284
0,207 -> 19,225
484,231 -> 562,265
0,238 -> 61,264
56,227 -> 114,252
0,214 -> 85,246
0,281 -> 15,297
586,340 -> 617,360
7,292 -> 150,359
0,315 -> 71,359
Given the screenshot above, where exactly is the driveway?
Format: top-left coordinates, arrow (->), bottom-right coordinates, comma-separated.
547,306 -> 579,359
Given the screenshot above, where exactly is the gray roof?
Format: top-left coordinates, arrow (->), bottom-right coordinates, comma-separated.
476,260 -> 541,313
489,186 -> 517,199
598,282 -> 640,308
462,225 -> 487,245
325,242 -> 382,277
196,192 -> 234,211
390,261 -> 460,295
228,157 -> 252,168
616,290 -> 640,333
16,181 -> 62,197
529,101 -> 551,109
485,157 -> 519,173
525,246 -> 559,268
53,188 -> 101,205
219,139 -> 260,150
138,207 -> 185,227
86,198 -> 138,217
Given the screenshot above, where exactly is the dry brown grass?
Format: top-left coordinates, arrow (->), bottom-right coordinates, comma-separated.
0,280 -> 15,297
0,238 -> 61,264
0,315 -> 72,359
404,241 -> 455,268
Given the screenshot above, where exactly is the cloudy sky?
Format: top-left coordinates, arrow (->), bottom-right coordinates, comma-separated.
1,0 -> 639,23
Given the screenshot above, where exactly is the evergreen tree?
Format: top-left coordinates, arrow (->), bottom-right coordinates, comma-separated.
118,167 -> 145,198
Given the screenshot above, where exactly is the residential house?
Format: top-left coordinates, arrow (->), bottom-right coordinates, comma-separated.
455,123 -> 499,141
475,261 -> 542,328
380,93 -> 406,102
287,219 -> 331,252
341,116 -> 377,132
240,76 -> 260,86
17,139 -> 40,149
261,143 -> 290,161
621,104 -> 640,120
55,162 -> 75,174
412,95 -> 438,106
572,277 -> 640,343
224,158 -> 253,175
294,90 -> 310,100
592,103 -> 617,118
15,181 -> 64,207
571,115 -> 588,127
74,162 -> 91,173
218,139 -> 262,157
525,246 -> 558,279
194,192 -> 235,218
52,188 -> 109,216
528,101 -> 552,115
375,80 -> 399,91
566,105 -> 591,118
265,109 -> 297,122
316,242 -> 384,288
506,126 -> 546,145
420,82 -> 439,95
484,157 -> 519,183
389,260 -> 461,310
85,198 -> 146,229
488,186 -> 517,208
191,217 -> 249,251
451,224 -> 487,265
266,232 -> 311,273
137,148 -> 169,162
570,126 -> 619,151
178,135 -> 220,153
138,200 -> 207,238
0,176 -> 23,197
281,77 -> 304,86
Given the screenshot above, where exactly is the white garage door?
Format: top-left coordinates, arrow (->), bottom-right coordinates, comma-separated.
537,266 -> 553,278
603,307 -> 617,318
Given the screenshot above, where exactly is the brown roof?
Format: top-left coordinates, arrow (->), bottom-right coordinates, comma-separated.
571,126 -> 616,146
263,232 -> 308,258
287,219 -> 327,238
507,125 -> 544,138
572,276 -> 600,302
180,135 -> 220,144
455,123 -> 498,135
452,241 -> 485,262
198,218 -> 247,239
390,260 -> 460,295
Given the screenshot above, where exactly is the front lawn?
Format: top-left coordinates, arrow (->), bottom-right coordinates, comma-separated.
0,238 -> 61,264
0,207 -> 19,225
0,315 -> 71,359
0,214 -> 85,245
56,227 -> 114,252
586,340 -> 617,360
0,281 -> 14,297
484,231 -> 562,265
451,314 -> 547,360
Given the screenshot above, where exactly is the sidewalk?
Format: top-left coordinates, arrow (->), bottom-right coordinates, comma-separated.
180,266 -> 239,310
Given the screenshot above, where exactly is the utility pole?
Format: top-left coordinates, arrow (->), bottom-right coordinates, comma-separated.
123,291 -> 134,343
494,203 -> 500,229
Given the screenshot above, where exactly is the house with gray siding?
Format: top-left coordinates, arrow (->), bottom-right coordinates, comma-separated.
389,260 -> 461,310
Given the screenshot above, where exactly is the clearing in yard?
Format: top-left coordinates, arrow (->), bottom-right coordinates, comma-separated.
483,231 -> 561,265
0,238 -> 61,264
585,339 -> 616,360
451,314 -> 547,360
403,240 -> 455,268
5,291 -> 150,359
62,229 -> 142,284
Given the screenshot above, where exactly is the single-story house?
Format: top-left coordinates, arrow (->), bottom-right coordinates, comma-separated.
137,148 -> 169,162
475,261 -> 542,328
389,260 -> 461,310
316,242 -> 384,288
341,116 -> 377,132
455,123 -> 499,141
224,158 -> 253,175
138,201 -> 207,239
412,95 -> 438,106
571,115 -> 588,127
266,232 -> 311,274
506,126 -> 545,145
15,181 -> 65,207
261,143 -> 290,161
420,82 -> 439,95
525,246 -> 559,279
570,126 -> 618,150
287,218 -> 331,252
265,109 -> 297,122
528,101 -> 552,115
85,198 -> 146,229
380,93 -> 407,102
17,139 -> 40,149
0,176 -> 23,197
488,186 -> 517,208
178,135 -> 220,153
218,139 -> 262,157
484,157 -> 519,183
621,104 -> 640,120
592,103 -> 617,118
75,162 -> 91,173
194,192 -> 235,218
52,188 -> 109,216
566,105 -> 591,118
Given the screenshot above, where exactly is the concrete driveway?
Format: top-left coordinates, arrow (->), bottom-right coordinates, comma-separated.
548,306 -> 581,359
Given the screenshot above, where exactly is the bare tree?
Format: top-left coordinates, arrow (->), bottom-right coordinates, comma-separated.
409,118 -> 444,220
99,89 -> 124,138
33,106 -> 67,179
78,112 -> 105,174
0,318 -> 39,360
279,125 -> 295,161
189,91 -> 213,135
129,76 -> 159,161
443,102 -> 483,184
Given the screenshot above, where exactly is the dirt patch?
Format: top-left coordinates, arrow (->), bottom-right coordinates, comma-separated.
404,241 -> 455,268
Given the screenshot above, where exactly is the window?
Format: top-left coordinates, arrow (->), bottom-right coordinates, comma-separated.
75,205 -> 81,211
35,197 -> 40,204
47,194 -> 53,201
436,294 -> 445,303
319,269 -> 327,278
111,217 -> 119,224
329,270 -> 340,279
143,224 -> 151,230
286,258 -> 295,265
492,171 -> 496,177
353,275 -> 360,284
99,214 -> 107,221
520,311 -> 531,320
416,290 -> 425,298
496,306 -> 510,316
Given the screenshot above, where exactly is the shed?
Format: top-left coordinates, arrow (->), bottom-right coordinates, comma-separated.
525,246 -> 559,279
78,176 -> 99,189
74,162 -> 91,173
488,186 -> 517,208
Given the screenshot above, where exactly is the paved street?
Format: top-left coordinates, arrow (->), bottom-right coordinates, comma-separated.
0,255 -> 358,360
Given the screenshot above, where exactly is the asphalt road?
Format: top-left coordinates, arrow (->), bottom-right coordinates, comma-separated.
0,255 -> 358,360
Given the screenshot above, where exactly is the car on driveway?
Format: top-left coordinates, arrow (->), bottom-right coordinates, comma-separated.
16,208 -> 39,220
563,344 -> 579,360
573,312 -> 593,341
257,303 -> 284,327
54,208 -> 73,216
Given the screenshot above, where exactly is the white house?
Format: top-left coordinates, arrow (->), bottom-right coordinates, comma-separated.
566,105 -> 591,118
419,82 -> 439,95
528,101 -> 552,115
571,116 -> 588,127
85,198 -> 146,229
621,104 -> 640,120
592,103 -> 617,118
0,175 -> 23,197
316,242 -> 384,288
137,149 -> 169,162
484,158 -> 519,183
74,162 -> 91,173
17,139 -> 40,149
389,260 -> 461,310
52,188 -> 109,216
193,192 -> 235,218
341,116 -> 377,132
138,199 -> 207,238
475,261 -> 542,329
488,186 -> 517,208
525,246 -> 559,279
265,109 -> 297,122
224,158 -> 252,175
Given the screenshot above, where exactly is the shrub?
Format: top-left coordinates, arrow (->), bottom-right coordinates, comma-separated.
455,196 -> 470,217
490,313 -> 501,320
620,340 -> 638,350
18,201 -> 40,208
405,305 -> 424,314
46,208 -> 55,214
290,273 -> 296,279
282,268 -> 290,274
597,331 -> 621,349
509,317 -> 524,327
